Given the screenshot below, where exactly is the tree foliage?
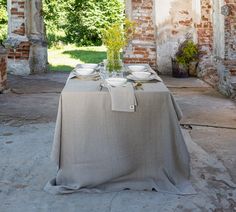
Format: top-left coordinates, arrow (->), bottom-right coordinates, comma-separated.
0,0 -> 7,44
0,0 -> 124,46
65,0 -> 124,46
43,0 -> 124,46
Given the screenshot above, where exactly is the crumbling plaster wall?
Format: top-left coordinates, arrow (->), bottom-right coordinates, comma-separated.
154,0 -> 200,74
6,0 -> 47,75
197,0 -> 236,97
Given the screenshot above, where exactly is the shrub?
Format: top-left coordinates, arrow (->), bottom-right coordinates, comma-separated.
175,39 -> 199,68
0,0 -> 7,44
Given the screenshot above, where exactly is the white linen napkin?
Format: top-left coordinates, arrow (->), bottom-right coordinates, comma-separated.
105,82 -> 137,112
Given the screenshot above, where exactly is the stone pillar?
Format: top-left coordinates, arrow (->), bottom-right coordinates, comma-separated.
224,0 -> 236,61
0,46 -> 8,92
196,0 -> 214,70
123,0 -> 157,70
5,0 -> 47,75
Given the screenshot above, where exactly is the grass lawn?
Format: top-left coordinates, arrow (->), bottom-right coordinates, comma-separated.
48,45 -> 107,72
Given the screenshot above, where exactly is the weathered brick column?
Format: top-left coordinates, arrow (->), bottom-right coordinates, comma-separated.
6,0 -> 47,75
0,46 -> 8,92
196,0 -> 214,70
124,0 -> 157,70
224,0 -> 236,76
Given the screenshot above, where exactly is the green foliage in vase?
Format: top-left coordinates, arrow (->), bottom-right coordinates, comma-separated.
102,19 -> 135,72
0,0 -> 7,44
175,39 -> 199,68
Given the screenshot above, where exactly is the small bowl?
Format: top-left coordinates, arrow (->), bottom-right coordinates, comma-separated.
132,71 -> 151,79
105,78 -> 127,87
79,64 -> 98,69
128,65 -> 147,72
76,68 -> 95,76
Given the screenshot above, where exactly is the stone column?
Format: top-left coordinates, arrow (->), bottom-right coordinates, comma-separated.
27,0 -> 48,74
0,46 -> 8,92
123,0 -> 157,70
5,0 -> 47,75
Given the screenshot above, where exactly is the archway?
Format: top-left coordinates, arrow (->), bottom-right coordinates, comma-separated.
5,0 -> 157,75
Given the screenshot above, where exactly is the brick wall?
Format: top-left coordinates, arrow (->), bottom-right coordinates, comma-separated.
0,47 -> 7,92
10,0 -> 26,35
123,0 -> 157,69
224,0 -> 236,77
224,0 -> 236,60
8,0 -> 31,62
8,42 -> 30,60
196,0 -> 218,87
196,0 -> 214,68
195,0 -> 236,96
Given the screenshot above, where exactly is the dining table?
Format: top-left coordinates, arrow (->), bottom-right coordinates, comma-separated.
44,64 -> 195,195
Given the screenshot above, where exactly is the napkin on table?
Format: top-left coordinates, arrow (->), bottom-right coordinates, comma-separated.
106,82 -> 137,112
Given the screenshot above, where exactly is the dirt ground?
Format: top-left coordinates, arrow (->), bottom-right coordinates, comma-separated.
0,73 -> 236,212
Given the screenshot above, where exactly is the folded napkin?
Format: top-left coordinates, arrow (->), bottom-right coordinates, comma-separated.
105,82 -> 137,112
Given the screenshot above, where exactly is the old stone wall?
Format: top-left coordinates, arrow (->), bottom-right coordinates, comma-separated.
124,0 -> 157,69
196,0 -> 236,97
0,47 -> 8,92
154,0 -> 197,74
6,0 -> 47,75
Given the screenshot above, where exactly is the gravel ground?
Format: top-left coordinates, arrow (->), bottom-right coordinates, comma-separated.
0,73 -> 235,212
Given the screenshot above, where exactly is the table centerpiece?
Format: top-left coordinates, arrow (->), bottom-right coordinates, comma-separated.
102,19 -> 135,75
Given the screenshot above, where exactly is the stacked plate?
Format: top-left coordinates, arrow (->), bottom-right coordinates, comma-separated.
75,64 -> 98,77
127,65 -> 152,81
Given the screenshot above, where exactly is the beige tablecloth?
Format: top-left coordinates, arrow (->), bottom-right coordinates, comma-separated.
45,77 -> 195,195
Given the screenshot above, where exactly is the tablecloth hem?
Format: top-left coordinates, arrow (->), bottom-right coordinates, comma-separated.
44,178 -> 196,196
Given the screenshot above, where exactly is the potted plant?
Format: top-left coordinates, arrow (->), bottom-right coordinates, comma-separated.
172,38 -> 199,77
102,19 -> 135,73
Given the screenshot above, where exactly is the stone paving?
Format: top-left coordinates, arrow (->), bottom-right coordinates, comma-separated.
0,73 -> 236,212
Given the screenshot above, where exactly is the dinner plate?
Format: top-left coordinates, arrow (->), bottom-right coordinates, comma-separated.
76,63 -> 98,69
75,68 -> 95,76
132,71 -> 151,80
128,65 -> 148,72
105,78 -> 127,87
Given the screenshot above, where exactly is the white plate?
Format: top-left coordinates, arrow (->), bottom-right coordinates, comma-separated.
128,65 -> 147,72
75,68 -> 95,76
105,78 -> 127,87
132,71 -> 151,80
79,64 -> 98,69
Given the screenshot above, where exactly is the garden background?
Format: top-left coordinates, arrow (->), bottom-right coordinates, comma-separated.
0,0 -> 124,71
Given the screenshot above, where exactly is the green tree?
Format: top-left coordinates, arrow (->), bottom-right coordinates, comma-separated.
43,0 -> 72,47
0,0 -> 7,44
65,0 -> 124,46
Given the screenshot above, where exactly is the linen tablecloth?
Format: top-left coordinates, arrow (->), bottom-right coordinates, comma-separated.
45,77 -> 195,195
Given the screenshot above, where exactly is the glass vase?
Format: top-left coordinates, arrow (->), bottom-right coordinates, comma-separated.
106,49 -> 122,73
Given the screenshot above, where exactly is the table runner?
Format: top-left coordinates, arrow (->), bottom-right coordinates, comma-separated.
45,77 -> 195,195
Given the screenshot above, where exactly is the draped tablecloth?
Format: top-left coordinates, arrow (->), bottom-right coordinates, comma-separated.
45,77 -> 195,195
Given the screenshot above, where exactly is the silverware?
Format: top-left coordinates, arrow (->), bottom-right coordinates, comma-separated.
133,82 -> 143,90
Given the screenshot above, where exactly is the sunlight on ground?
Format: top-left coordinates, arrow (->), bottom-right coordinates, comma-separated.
48,45 -> 107,71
